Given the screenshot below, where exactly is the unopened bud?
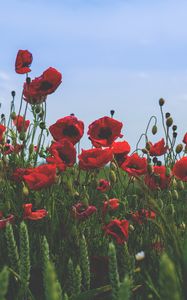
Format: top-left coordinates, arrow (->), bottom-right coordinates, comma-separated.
159,98 -> 165,106
10,112 -> 17,120
152,125 -> 157,135
172,125 -> 177,131
11,91 -> 16,98
109,170 -> 117,184
23,185 -> 29,196
110,110 -> 115,117
175,144 -> 183,154
173,132 -> 178,138
166,117 -> 173,127
129,224 -> 135,232
35,105 -> 41,114
172,190 -> 179,201
179,222 -> 186,230
39,122 -> 46,129
146,142 -> 151,151
165,112 -> 170,118
19,132 -> 26,141
26,77 -> 31,84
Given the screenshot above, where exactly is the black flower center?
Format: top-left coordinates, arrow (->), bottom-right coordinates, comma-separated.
22,62 -> 29,67
40,81 -> 53,91
63,125 -> 78,138
59,152 -> 70,164
111,224 -> 124,239
98,127 -> 112,139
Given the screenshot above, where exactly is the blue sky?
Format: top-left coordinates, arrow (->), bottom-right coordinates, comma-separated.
0,0 -> 187,149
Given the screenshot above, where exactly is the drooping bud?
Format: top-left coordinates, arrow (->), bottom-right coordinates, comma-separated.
146,142 -> 151,151
175,144 -> 183,154
165,112 -> 170,118
110,110 -> 115,117
39,122 -> 46,130
172,125 -> 177,131
152,125 -> 157,135
11,91 -> 16,98
159,98 -> 165,106
109,170 -> 117,184
10,112 -> 17,120
166,117 -> 173,127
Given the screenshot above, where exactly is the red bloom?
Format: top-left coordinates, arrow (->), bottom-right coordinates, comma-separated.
23,164 -> 57,190
12,167 -> 34,182
173,157 -> 187,182
97,179 -> 110,192
149,138 -> 167,156
0,212 -> 14,229
0,124 -> 6,142
23,67 -> 62,104
88,116 -> 123,148
15,50 -> 33,74
78,148 -> 113,170
49,116 -> 84,145
72,202 -> 97,220
121,153 -> 147,177
183,132 -> 187,144
102,198 -> 120,218
103,219 -> 129,244
131,209 -> 156,225
112,140 -> 131,165
47,139 -> 76,171
144,166 -> 171,190
13,115 -> 30,133
23,203 -> 47,220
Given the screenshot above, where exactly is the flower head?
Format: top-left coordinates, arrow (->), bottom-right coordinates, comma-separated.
103,219 -> 129,244
15,50 -> 33,74
121,153 -> 147,177
23,203 -> 47,220
78,148 -> 113,170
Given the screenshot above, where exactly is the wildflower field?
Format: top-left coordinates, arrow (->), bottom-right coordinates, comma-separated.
0,50 -> 187,300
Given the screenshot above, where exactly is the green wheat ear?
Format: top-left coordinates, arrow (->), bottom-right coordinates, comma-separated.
79,234 -> 90,290
73,265 -> 82,297
0,266 -> 9,300
67,258 -> 74,297
44,260 -> 63,300
108,242 -> 120,300
19,222 -> 30,294
159,253 -> 181,300
5,223 -> 20,274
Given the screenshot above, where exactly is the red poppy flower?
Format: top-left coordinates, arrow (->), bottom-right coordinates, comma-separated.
72,202 -> 97,220
0,124 -> 6,142
121,153 -> 147,177
49,116 -> 84,145
23,164 -> 57,190
23,67 -> 62,104
183,132 -> 187,144
172,157 -> 187,182
13,115 -> 30,133
47,139 -> 76,171
112,140 -> 131,165
103,219 -> 129,244
102,198 -> 120,218
78,148 -> 113,170
149,138 -> 167,156
15,50 -> 33,74
144,166 -> 171,190
23,203 -> 47,220
0,212 -> 14,229
96,179 -> 110,192
12,167 -> 34,182
131,209 -> 156,225
88,116 -> 123,148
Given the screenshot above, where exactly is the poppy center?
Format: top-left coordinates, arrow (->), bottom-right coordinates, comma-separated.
98,127 -> 112,139
111,224 -> 125,240
22,62 -> 29,67
40,81 -> 53,91
59,152 -> 70,164
63,125 -> 78,138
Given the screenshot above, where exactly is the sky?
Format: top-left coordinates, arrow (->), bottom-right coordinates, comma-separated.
0,0 -> 187,150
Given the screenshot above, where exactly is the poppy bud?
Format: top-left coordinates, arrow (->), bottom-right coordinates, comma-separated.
175,144 -> 183,154
39,122 -> 46,129
152,157 -> 158,164
23,185 -> 29,196
165,112 -> 170,118
173,132 -> 177,138
19,132 -> 26,141
152,125 -> 157,135
166,117 -> 173,127
172,190 -> 179,201
38,111 -> 44,118
157,161 -> 162,166
73,191 -> 80,201
110,162 -> 117,171
129,224 -> 135,232
110,110 -> 115,117
157,198 -> 163,209
177,180 -> 184,191
109,170 -> 117,184
172,125 -> 177,131
179,222 -> 186,230
159,98 -> 165,106
10,112 -> 17,120
11,90 -> 16,98
146,142 -> 151,151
